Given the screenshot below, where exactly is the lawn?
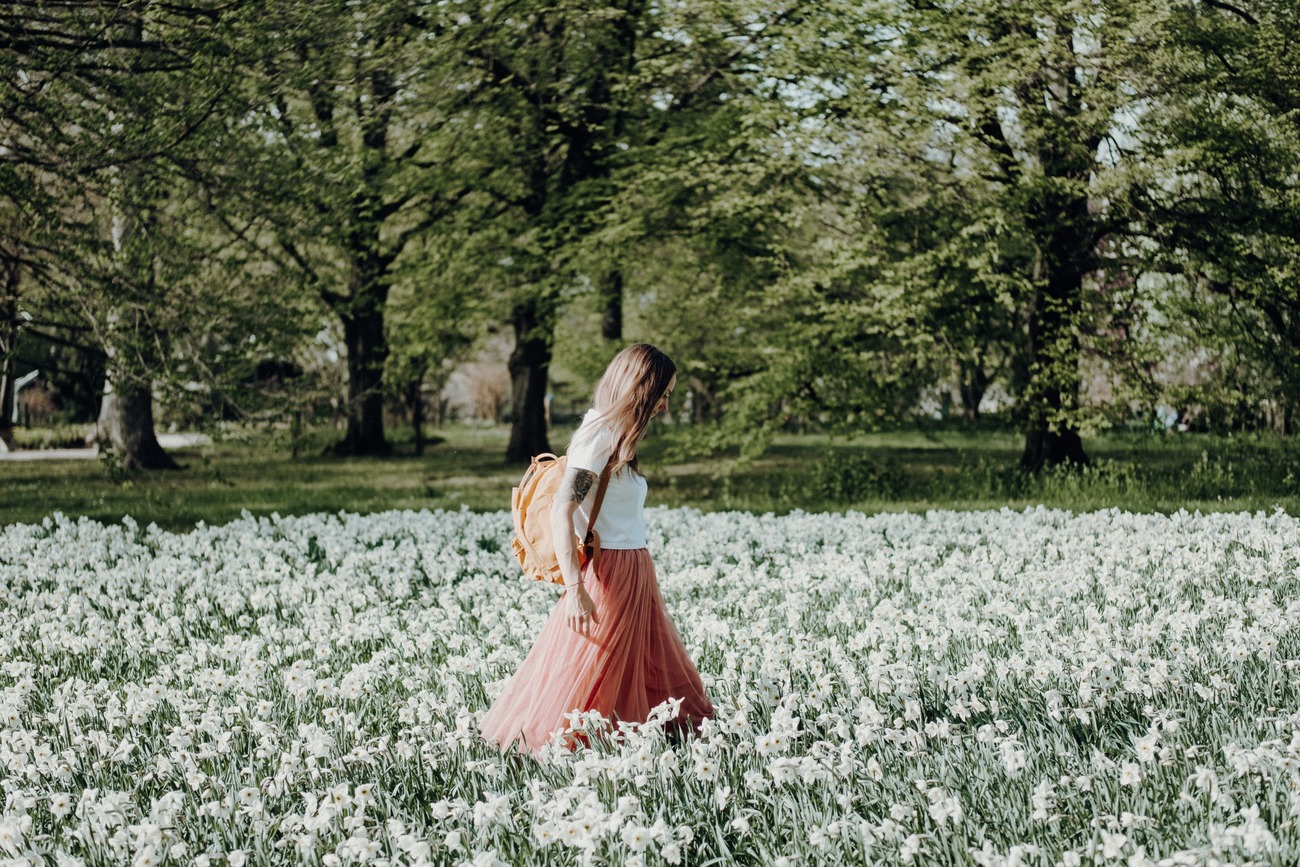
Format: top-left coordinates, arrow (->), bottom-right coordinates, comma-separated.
5,423 -> 1300,530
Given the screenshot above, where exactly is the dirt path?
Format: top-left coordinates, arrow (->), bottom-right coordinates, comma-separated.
0,433 -> 212,461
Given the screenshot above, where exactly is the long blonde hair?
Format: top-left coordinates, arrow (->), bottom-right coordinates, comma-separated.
570,343 -> 676,474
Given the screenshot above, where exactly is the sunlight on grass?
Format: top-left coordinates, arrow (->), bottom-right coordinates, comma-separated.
5,424 -> 1300,529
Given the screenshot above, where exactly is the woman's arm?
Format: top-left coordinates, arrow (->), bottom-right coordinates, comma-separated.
552,465 -> 599,634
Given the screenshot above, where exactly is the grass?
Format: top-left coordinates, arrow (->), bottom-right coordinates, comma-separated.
5,422 -> 1300,530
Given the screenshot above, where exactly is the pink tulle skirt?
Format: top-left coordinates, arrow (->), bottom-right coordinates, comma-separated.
479,548 -> 713,754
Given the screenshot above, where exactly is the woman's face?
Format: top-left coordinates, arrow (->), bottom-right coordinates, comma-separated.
652,374 -> 676,417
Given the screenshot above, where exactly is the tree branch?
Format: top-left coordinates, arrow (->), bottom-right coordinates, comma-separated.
21,325 -> 107,356
1200,0 -> 1259,25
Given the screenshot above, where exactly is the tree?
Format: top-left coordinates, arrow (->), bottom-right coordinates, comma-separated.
212,0 -> 489,457
0,2 -> 245,468
0,257 -> 18,450
3,1 -> 328,467
743,0 -> 1155,468
451,0 -> 825,461
1136,0 -> 1300,431
611,2 -> 1028,450
916,1 -> 1152,468
385,228 -> 480,454
446,0 -> 644,461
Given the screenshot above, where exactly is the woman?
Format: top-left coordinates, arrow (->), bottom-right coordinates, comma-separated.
479,344 -> 714,754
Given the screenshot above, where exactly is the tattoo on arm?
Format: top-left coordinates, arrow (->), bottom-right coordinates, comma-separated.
564,468 -> 598,503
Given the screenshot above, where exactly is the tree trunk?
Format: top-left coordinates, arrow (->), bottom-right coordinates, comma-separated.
405,364 -> 428,456
333,300 -> 390,456
506,299 -> 552,463
958,359 -> 989,422
0,266 -> 17,453
599,269 -> 623,341
1020,277 -> 1090,472
411,391 -> 425,455
1021,387 -> 1088,471
86,12 -> 178,471
688,375 -> 720,424
96,375 -> 177,470
989,19 -> 1102,472
304,56 -> 399,459
0,372 -> 14,453
291,409 -> 302,459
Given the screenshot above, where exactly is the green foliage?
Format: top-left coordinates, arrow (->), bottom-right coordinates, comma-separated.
1,1 -> 322,447
5,0 -> 1300,469
11,424 -> 89,450
655,0 -> 1166,467
1133,0 -> 1300,422
803,450 -> 908,502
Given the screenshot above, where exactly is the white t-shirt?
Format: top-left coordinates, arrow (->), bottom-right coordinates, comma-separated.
565,409 -> 648,550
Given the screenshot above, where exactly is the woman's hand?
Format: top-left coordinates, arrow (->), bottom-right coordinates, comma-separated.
565,582 -> 599,635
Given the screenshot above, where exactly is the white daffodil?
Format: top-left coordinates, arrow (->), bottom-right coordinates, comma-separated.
5,506 -> 1300,865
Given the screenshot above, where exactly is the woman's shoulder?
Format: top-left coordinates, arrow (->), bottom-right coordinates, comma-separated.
567,410 -> 618,465
574,409 -> 616,442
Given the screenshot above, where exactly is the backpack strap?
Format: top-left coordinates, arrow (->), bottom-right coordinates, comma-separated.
582,460 -> 614,578
585,461 -> 613,536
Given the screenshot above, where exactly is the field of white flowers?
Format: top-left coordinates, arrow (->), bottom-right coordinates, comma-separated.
1,506 -> 1298,867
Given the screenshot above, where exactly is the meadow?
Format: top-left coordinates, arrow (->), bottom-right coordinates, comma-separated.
6,424 -> 1300,529
1,504 -> 1298,866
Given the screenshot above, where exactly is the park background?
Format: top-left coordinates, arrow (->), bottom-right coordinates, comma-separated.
2,0 -> 1299,523
5,5 -> 1300,867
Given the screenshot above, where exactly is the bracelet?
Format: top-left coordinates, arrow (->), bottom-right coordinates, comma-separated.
565,578 -> 583,589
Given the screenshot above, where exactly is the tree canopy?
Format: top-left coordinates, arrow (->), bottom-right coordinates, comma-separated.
2,0 -> 1296,468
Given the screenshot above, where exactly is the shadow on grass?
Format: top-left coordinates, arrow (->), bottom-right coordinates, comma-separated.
5,424 -> 1300,530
